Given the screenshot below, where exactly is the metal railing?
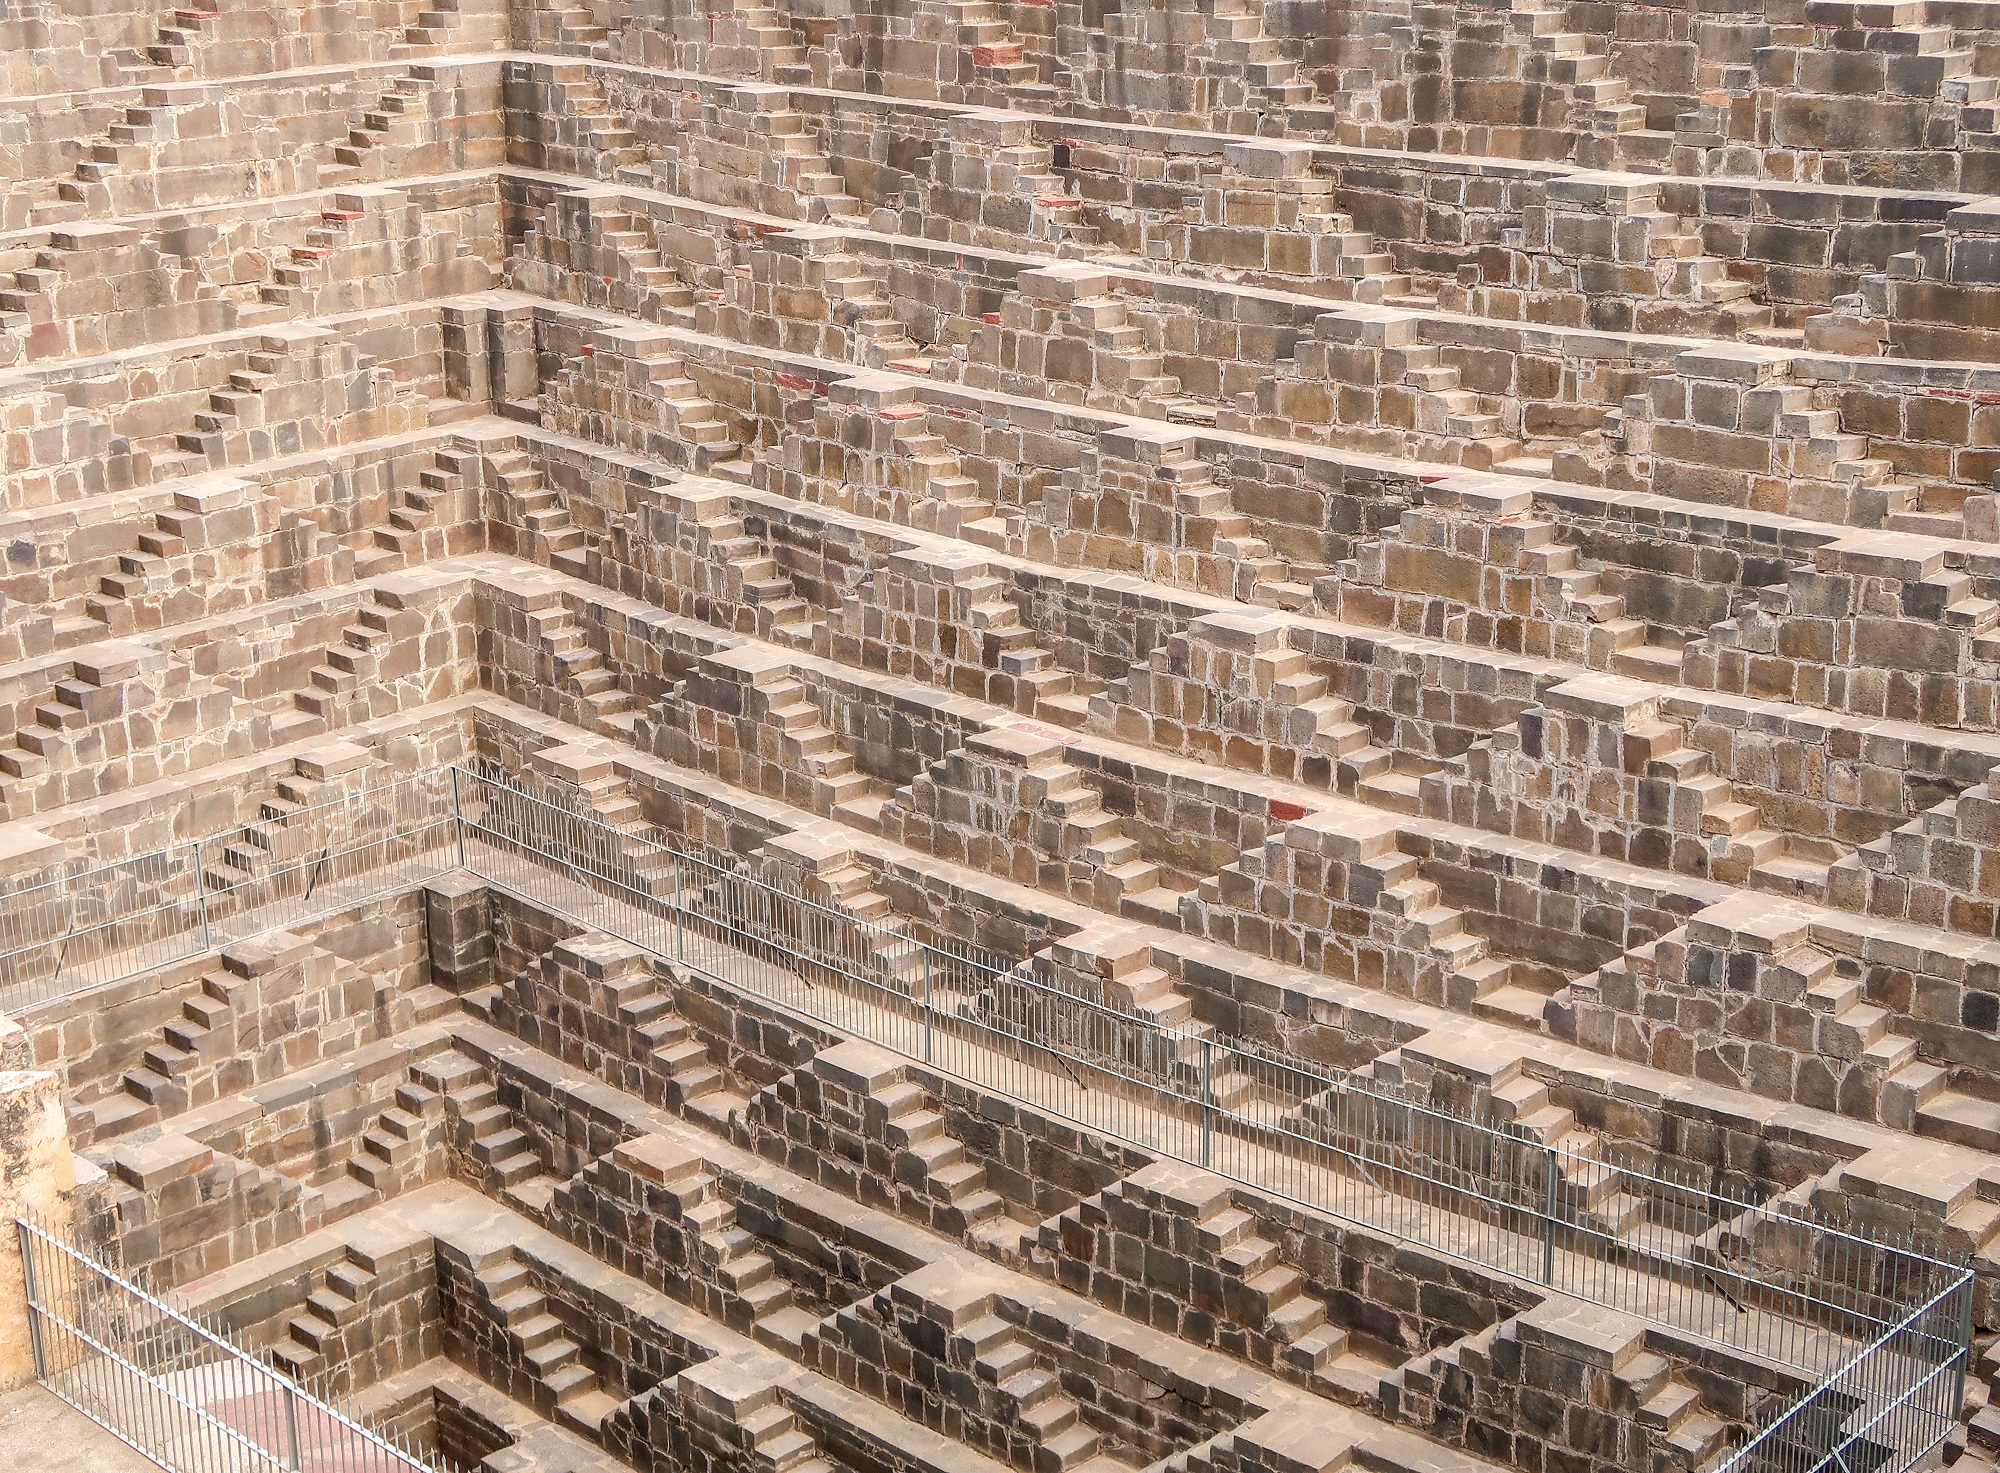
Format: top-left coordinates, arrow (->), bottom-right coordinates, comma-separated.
451,768 -> 1975,1473
0,763 -> 1974,1473
15,1217 -> 440,1473
0,767 -> 461,1011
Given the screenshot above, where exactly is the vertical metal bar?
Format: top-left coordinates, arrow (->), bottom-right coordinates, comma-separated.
1200,1037 -> 1213,1169
674,855 -> 685,961
1955,1269 -> 1974,1436
1543,1143 -> 1560,1285
452,766 -> 468,871
286,1380 -> 303,1471
193,841 -> 212,952
923,948 -> 933,1064
17,1223 -> 47,1381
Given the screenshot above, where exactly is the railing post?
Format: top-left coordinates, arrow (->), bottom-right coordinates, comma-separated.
285,1382 -> 303,1471
1200,1038 -> 1214,1170
16,1223 -> 46,1382
192,840 -> 212,952
1542,1143 -> 1560,1285
923,949 -> 933,1064
1957,1270 -> 1975,1433
451,767 -> 468,871
674,855 -> 685,961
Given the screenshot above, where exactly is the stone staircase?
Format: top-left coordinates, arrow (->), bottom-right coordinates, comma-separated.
0,643 -> 165,817
399,0 -> 465,50
1393,0 -> 1644,162
1651,2 -> 1998,182
1765,391 -> 1925,528
74,481 -> 242,639
1034,1169 -> 1349,1388
540,333 -> 746,472
432,1055 -> 553,1207
340,1076 -> 446,1201
800,854 -> 937,996
701,510 -> 819,647
757,108 -> 867,223
541,2 -> 608,49
519,200 -> 698,325
881,410 -> 1010,542
0,222 -> 233,358
751,1045 -> 1014,1245
159,331 -> 420,481
1075,296 -> 1182,408
1289,207 -> 1435,308
1086,616 -> 1390,797
558,1140 -> 821,1348
1422,686 -> 1800,889
114,937 -> 374,1120
1377,861 -> 1554,1028
527,601 -> 644,731
1333,504 -> 1688,680
354,446 -> 467,577
1192,818 -> 1552,1025
526,750 -> 690,894
882,729 -> 1188,923
763,674 -> 895,828
739,5 -> 813,84
1145,442 -> 1299,603
680,1179 -> 813,1346
499,931 -> 743,1124
1021,934 -> 1263,1114
484,447 -> 587,576
947,0 -> 1038,97
988,146 -> 1101,254
30,89 -> 174,224
325,70 -> 441,185
472,1256 -> 624,1435
242,198 -> 385,322
1297,1043 -> 1649,1239
1385,344 -> 1522,466
963,284 -> 1183,415
1034,761 -> 1188,925
1481,1062 -> 1649,1237
1068,0 -> 1312,129
959,574 -> 1102,720
1204,0 -> 1317,115
1387,1312 -> 1731,1467
268,1249 -> 381,1387
287,593 -> 419,736
952,1312 -> 1121,1473
1487,0 -> 1650,159
136,4 -> 220,75
813,253 -> 930,370
196,748 -> 377,896
1617,208 -> 1771,330
546,65 -> 649,179
1569,929 -> 1922,1107
1507,521 -> 1688,681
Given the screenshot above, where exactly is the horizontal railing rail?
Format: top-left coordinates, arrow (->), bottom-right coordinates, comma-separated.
0,762 -> 1972,1473
15,1216 -> 441,1473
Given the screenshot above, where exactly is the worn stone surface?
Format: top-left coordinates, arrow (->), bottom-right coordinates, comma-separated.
10,3 -> 2000,1473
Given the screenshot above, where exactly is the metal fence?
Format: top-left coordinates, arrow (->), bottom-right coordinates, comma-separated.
15,1217 -> 439,1473
451,768 -> 1974,1473
0,768 -> 461,1011
0,763 -> 1974,1473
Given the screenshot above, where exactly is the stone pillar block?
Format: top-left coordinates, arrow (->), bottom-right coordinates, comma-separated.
424,876 -> 493,995
0,1054 -> 77,1393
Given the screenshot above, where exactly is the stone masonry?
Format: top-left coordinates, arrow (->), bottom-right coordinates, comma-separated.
11,4 -> 2000,1473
